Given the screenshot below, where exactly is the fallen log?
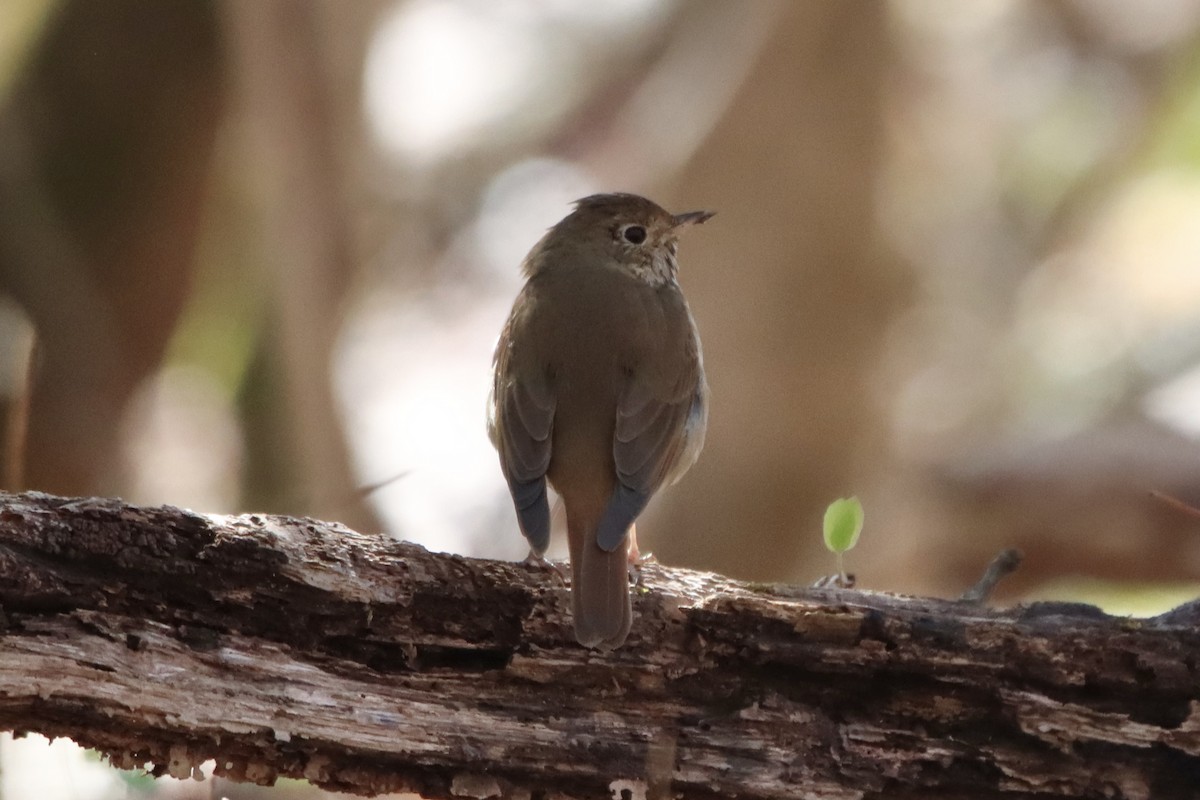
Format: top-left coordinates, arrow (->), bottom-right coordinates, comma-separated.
0,490 -> 1197,799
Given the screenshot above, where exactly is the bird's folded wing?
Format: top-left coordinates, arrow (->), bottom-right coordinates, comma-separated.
489,324 -> 556,554
597,343 -> 707,552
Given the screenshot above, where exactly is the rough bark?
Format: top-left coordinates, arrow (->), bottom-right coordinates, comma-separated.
0,490 -> 1197,799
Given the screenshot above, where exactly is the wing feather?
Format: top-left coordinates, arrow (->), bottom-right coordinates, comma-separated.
596,305 -> 707,552
489,298 -> 556,554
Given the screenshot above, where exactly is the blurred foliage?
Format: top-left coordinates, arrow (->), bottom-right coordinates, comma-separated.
1030,576 -> 1200,617
1150,45 -> 1200,168
166,175 -> 268,399
0,0 -> 58,100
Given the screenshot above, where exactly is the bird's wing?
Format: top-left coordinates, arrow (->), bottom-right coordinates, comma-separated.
596,305 -> 707,552
489,298 -> 556,554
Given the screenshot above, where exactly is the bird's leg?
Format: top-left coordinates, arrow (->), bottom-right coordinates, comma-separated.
627,524 -> 657,585
627,523 -> 657,565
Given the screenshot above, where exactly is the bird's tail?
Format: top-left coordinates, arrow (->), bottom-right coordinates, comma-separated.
567,502 -> 631,650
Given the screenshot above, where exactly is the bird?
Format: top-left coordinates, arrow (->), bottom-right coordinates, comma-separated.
488,193 -> 711,649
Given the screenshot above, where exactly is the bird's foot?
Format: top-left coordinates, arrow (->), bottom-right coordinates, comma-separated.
521,550 -> 568,585
628,552 -> 657,586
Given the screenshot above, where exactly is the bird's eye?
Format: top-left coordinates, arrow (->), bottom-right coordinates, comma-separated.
620,224 -> 647,245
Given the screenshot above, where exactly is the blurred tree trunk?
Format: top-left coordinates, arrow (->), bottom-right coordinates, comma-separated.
221,0 -> 380,533
654,1 -> 908,581
0,0 -> 224,495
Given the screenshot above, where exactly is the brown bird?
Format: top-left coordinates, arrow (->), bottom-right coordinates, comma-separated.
488,193 -> 711,649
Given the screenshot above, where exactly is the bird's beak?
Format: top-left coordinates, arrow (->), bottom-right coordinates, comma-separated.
671,210 -> 715,228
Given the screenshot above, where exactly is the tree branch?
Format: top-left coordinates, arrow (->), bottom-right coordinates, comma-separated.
0,490 -> 1198,799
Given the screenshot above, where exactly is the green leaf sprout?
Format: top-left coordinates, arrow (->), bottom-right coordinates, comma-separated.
823,496 -> 864,584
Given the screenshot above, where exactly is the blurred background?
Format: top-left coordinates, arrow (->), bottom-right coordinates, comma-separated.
3,0 -> 1200,797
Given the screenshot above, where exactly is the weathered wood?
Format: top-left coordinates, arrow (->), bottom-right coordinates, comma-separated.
0,490 -> 1197,799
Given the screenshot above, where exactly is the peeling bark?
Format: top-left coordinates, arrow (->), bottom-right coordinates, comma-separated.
0,490 -> 1197,799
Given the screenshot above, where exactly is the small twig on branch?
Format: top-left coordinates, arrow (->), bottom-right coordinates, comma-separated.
960,547 -> 1024,604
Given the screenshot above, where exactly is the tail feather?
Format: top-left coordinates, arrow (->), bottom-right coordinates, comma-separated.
567,502 -> 631,649
571,542 -> 631,649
